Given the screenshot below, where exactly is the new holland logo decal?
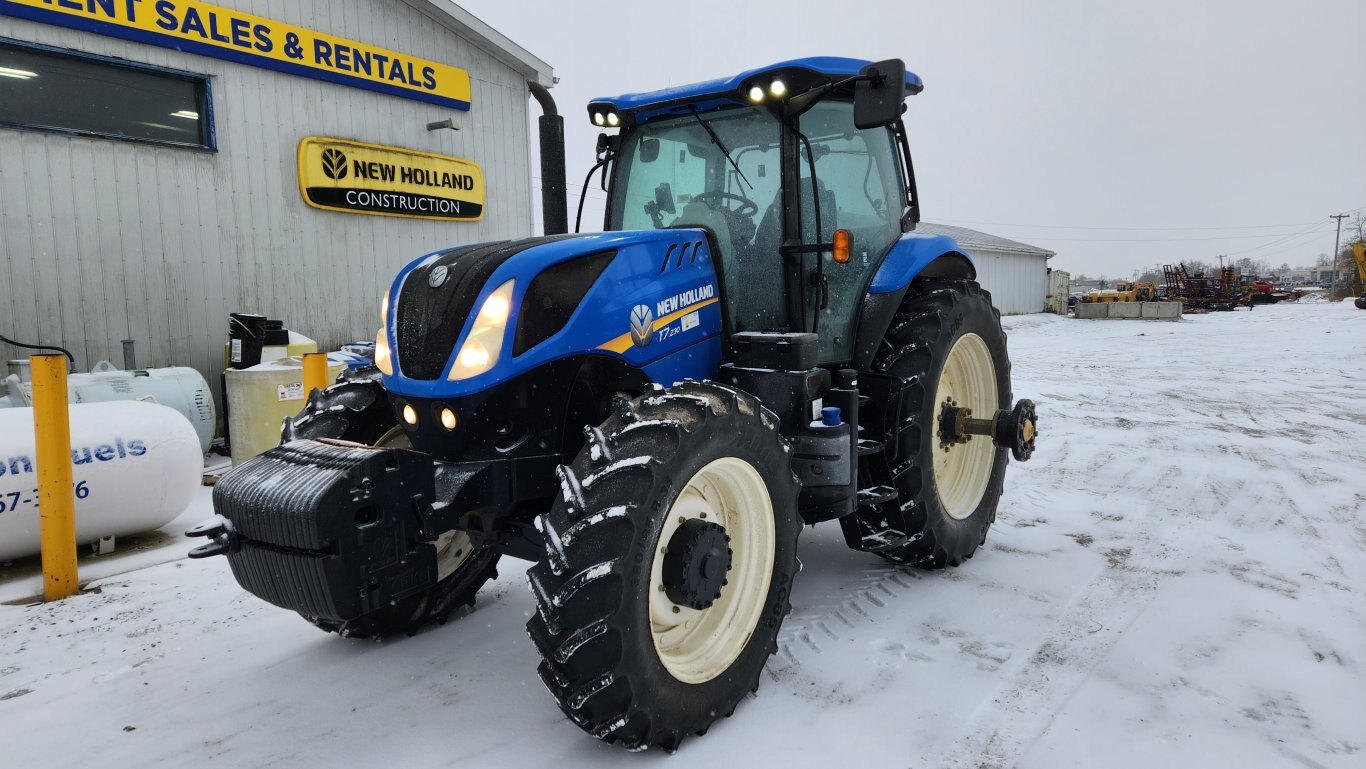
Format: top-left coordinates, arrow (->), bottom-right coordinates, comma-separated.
629,305 -> 654,347
599,284 -> 720,354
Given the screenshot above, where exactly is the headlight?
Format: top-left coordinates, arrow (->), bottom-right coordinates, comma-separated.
375,291 -> 394,374
447,279 -> 515,381
374,327 -> 393,375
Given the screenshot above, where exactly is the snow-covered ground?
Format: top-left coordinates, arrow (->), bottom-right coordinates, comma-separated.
2,301 -> 1363,768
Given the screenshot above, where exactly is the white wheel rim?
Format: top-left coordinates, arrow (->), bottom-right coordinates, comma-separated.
375,427 -> 473,581
649,457 -> 775,684
931,333 -> 998,520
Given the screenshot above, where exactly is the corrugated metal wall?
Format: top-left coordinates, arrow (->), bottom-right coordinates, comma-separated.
966,249 -> 1050,315
0,0 -> 533,395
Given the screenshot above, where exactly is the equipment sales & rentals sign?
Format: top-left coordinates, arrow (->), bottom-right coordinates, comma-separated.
0,0 -> 472,109
299,138 -> 485,222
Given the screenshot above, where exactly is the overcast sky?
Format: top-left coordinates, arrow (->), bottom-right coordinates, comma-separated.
458,0 -> 1366,277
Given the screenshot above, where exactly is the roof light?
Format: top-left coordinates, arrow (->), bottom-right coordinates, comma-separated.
0,67 -> 38,80
170,110 -> 199,120
747,85 -> 765,104
606,112 -> 620,127
768,79 -> 786,98
592,111 -> 605,126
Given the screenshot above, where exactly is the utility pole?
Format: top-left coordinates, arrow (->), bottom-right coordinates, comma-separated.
1330,213 -> 1348,295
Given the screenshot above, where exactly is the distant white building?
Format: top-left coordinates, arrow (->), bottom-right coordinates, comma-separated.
917,223 -> 1055,314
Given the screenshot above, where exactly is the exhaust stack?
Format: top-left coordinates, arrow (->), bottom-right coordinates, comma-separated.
529,81 -> 568,236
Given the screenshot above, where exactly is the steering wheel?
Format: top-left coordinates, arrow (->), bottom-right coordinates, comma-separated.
693,191 -> 758,219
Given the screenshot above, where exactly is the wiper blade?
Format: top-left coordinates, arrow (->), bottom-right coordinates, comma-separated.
689,109 -> 751,190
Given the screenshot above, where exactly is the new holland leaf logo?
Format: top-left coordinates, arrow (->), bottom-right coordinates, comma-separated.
321,148 -> 349,180
629,305 -> 654,347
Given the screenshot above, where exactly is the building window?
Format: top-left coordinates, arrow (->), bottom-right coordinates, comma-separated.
0,38 -> 214,150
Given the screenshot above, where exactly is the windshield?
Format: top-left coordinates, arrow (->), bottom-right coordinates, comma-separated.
605,101 -> 907,357
608,106 -> 787,332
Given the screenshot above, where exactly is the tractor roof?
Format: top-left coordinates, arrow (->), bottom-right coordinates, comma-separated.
588,57 -> 923,126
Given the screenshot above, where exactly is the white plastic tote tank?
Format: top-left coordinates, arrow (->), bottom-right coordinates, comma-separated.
225,357 -> 346,465
0,401 -> 203,561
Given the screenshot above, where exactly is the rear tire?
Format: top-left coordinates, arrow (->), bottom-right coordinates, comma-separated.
1356,295 -> 1366,310
857,279 -> 1011,568
526,380 -> 799,751
284,372 -> 500,638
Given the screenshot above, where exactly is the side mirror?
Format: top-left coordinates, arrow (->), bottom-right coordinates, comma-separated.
639,138 -> 660,163
654,182 -> 676,215
853,59 -> 906,129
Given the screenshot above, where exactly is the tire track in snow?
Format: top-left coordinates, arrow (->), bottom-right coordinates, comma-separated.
938,446 -> 1267,768
767,567 -> 924,677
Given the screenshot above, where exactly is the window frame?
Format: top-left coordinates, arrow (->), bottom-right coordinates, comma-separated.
0,36 -> 217,152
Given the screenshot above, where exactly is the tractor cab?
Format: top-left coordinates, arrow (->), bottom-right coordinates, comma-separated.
587,58 -> 923,364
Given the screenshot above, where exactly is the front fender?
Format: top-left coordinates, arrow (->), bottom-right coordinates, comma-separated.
868,233 -> 976,294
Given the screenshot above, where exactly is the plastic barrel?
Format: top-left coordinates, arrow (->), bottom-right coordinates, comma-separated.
228,313 -> 268,370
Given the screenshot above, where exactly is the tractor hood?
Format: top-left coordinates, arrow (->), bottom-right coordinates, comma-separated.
381,230 -> 724,400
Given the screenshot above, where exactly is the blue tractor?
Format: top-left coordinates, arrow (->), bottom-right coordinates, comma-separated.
193,57 -> 1038,751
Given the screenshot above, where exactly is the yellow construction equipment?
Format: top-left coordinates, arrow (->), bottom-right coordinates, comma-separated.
1081,281 -> 1159,303
1353,241 -> 1365,310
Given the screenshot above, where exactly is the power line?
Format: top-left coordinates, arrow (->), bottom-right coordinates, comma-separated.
938,205 -> 1365,233
956,228 -> 1334,243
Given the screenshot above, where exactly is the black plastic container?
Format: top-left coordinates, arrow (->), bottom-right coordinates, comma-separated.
263,319 -> 289,346
228,313 -> 268,369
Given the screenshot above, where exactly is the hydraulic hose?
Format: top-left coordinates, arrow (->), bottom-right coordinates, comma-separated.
0,333 -> 76,372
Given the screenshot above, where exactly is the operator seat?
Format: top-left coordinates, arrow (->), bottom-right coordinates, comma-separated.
672,197 -> 732,249
753,180 -> 838,250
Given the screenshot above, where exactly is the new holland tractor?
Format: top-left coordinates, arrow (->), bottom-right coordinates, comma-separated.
190,57 -> 1038,751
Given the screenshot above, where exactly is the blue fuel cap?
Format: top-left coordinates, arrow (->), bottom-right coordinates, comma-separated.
820,406 -> 842,427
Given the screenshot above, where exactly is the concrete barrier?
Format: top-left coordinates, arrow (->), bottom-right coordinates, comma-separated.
1074,302 -> 1182,320
1142,302 -> 1183,319
1111,302 -> 1143,319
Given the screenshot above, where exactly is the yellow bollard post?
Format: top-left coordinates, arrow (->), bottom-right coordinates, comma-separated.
31,354 -> 78,601
302,352 -> 329,400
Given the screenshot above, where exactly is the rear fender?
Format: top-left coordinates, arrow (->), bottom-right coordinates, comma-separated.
851,233 -> 977,370
868,232 -> 976,294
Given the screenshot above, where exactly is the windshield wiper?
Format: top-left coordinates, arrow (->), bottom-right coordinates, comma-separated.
689,109 -> 751,190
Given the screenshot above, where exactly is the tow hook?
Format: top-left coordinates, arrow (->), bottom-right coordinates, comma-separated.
186,515 -> 241,558
938,398 -> 1038,462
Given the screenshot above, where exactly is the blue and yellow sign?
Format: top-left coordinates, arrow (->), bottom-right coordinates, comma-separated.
0,0 -> 472,109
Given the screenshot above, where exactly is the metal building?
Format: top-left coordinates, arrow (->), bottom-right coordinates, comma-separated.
0,0 -> 551,398
917,223 -> 1055,315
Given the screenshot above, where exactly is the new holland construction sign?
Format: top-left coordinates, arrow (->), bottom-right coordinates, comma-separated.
298,138 -> 486,221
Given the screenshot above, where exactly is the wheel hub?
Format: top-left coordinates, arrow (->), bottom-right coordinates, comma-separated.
661,519 -> 732,610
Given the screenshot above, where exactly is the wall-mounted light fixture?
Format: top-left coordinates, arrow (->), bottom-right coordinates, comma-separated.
426,117 -> 460,132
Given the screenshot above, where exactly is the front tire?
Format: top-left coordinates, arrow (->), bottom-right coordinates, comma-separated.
857,279 -> 1012,568
526,381 -> 799,751
283,372 -> 500,638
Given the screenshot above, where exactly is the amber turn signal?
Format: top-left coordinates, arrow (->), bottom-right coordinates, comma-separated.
832,229 -> 852,264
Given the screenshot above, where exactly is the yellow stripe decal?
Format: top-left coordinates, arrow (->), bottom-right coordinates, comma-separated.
597,298 -> 720,354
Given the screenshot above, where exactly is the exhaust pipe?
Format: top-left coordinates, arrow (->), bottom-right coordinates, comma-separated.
529,81 -> 568,236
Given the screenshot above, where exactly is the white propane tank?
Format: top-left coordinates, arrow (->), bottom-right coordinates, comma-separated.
0,363 -> 216,453
0,401 -> 203,562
